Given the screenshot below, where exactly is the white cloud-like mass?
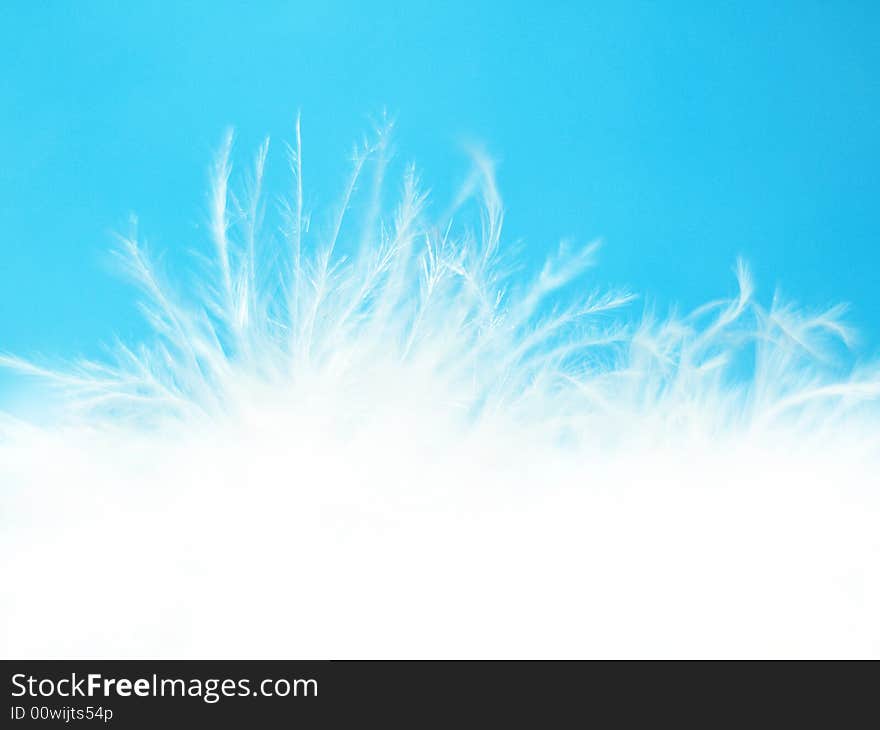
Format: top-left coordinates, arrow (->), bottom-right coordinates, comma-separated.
2,121 -> 878,657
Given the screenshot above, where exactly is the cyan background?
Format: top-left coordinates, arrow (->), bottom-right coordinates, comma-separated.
2,1 -> 878,390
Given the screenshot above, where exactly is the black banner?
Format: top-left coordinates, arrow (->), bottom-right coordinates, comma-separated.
3,660 -> 875,727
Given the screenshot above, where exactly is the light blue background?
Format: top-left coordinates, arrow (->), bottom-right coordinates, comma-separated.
1,1 -> 878,381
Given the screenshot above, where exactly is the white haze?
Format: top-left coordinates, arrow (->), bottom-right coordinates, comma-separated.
2,120 -> 879,658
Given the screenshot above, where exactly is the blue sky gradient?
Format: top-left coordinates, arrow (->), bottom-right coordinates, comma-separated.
1,0 -> 878,377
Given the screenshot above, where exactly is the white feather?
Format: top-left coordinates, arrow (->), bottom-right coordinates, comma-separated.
1,124 -> 878,658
